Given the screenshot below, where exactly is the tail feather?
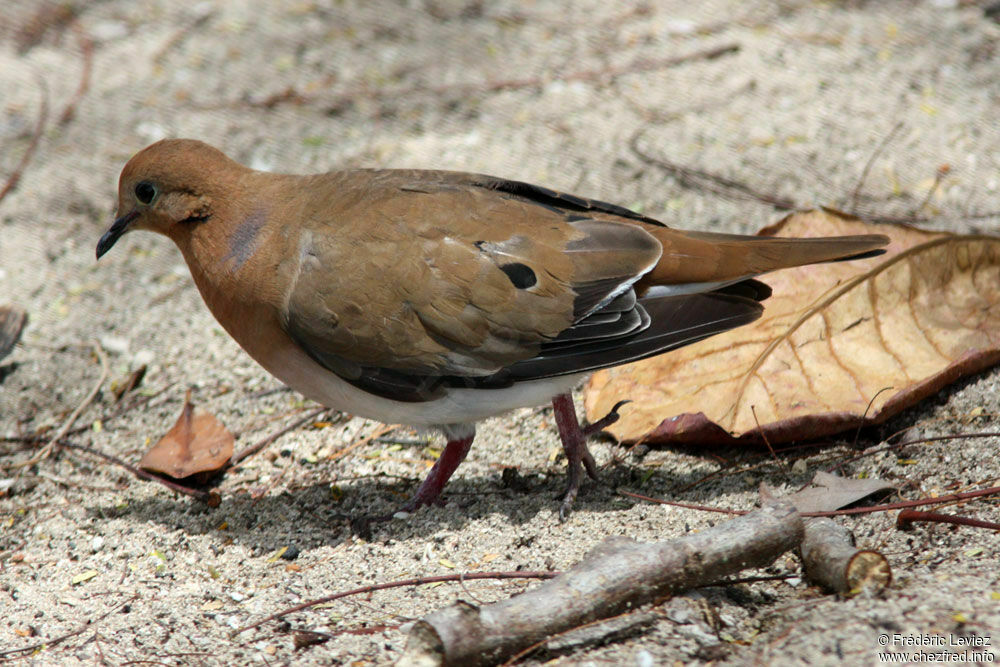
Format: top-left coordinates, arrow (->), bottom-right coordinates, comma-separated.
640,228 -> 889,287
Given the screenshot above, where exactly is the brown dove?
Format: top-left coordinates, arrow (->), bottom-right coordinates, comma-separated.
97,139 -> 888,519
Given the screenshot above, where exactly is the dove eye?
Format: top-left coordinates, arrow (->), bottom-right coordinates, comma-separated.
135,181 -> 157,204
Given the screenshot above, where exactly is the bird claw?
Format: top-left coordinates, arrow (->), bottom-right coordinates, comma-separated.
582,399 -> 631,437
551,393 -> 617,520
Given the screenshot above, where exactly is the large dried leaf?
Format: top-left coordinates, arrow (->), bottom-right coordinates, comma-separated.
584,209 -> 1000,445
139,391 -> 233,480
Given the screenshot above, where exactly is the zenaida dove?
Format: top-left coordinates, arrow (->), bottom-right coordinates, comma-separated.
97,139 -> 887,519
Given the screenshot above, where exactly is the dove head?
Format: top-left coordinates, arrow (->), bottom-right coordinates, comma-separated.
97,139 -> 249,259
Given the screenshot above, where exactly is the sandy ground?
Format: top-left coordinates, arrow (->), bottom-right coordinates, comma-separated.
2,0 -> 1000,664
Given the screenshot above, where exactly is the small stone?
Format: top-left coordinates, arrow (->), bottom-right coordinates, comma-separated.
100,336 -> 130,355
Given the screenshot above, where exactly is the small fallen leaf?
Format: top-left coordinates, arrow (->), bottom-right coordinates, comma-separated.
71,570 -> 98,585
139,389 -> 233,481
772,471 -> 897,513
586,209 -> 1000,445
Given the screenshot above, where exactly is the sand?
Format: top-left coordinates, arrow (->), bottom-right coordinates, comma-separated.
2,1 -> 999,664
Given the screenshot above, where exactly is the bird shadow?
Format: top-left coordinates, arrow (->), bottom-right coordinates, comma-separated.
81,452 -> 749,554
81,361 -> 991,555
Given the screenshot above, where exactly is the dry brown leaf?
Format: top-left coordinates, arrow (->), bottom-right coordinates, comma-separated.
139,390 -> 233,480
585,209 -> 1000,445
763,471 -> 897,513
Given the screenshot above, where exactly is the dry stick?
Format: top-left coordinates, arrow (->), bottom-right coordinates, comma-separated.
328,422 -> 400,462
848,121 -> 904,213
64,406 -> 334,504
913,164 -> 951,216
896,509 -> 1000,531
751,405 -> 787,472
0,593 -> 138,658
849,386 -> 895,450
59,439 -> 220,505
0,383 -> 175,448
832,430 -> 1000,473
399,502 -> 803,667
152,6 -> 216,64
0,74 -> 48,204
236,43 -> 740,112
58,21 -> 93,126
229,407 -> 327,466
9,342 -> 110,470
628,130 -> 797,210
800,518 -> 890,595
233,571 -> 557,636
619,489 -> 745,515
802,486 -> 1000,517
629,122 -> 1000,225
622,485 -> 1000,518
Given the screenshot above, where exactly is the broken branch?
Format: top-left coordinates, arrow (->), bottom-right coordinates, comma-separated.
800,518 -> 890,595
399,501 -> 803,667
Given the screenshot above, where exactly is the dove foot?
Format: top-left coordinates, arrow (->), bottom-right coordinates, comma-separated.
553,393 -> 622,521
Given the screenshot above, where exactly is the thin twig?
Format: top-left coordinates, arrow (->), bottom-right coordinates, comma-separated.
152,6 -> 216,64
229,407 -> 327,466
848,121 -> 904,212
60,440 -> 219,505
896,509 -> 1000,531
0,74 -> 49,204
231,43 -> 740,113
0,594 -> 137,657
831,430 -> 1000,473
9,342 -> 109,470
233,571 -> 557,636
629,130 -> 797,209
865,209 -> 1000,225
751,405 -> 786,472
58,21 -> 93,126
623,484 -> 1000,518
851,386 -> 894,449
35,470 -> 125,493
328,423 -> 400,461
618,489 -> 745,515
912,164 -> 951,216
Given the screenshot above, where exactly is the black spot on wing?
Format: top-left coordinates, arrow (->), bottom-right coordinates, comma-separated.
499,262 -> 537,289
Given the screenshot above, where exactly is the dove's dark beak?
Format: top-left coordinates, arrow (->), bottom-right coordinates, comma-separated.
96,210 -> 139,259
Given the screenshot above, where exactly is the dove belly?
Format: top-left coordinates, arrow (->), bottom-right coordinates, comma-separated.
261,343 -> 584,427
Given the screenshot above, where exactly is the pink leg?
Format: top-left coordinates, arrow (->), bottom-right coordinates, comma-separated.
551,393 -> 631,520
400,434 -> 474,513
